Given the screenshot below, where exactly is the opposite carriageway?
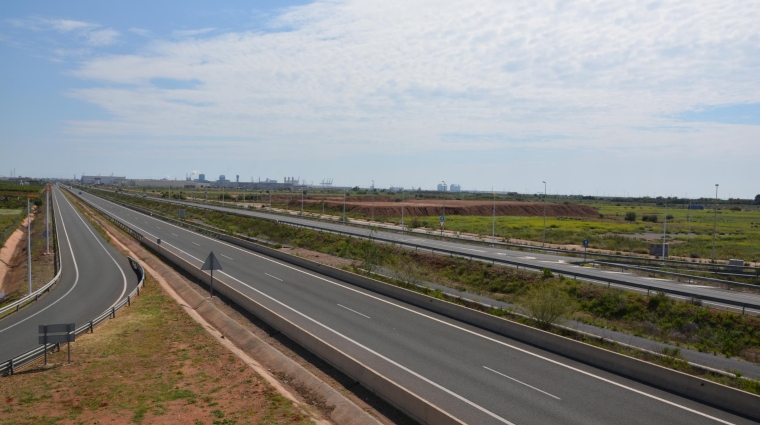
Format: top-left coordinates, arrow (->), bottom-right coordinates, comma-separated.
0,186 -> 141,372
83,188 -> 760,315
73,188 -> 757,424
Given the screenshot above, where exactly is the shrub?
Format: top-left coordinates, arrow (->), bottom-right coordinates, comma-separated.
624,212 -> 637,222
642,215 -> 658,223
541,268 -> 554,280
666,214 -> 674,220
522,283 -> 576,329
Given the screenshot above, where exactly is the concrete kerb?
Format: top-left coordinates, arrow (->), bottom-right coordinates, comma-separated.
215,234 -> 760,422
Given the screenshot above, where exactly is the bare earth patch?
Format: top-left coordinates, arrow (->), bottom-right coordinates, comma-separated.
279,247 -> 356,270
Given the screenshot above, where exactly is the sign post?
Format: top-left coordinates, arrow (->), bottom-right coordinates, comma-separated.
440,215 -> 445,234
201,252 -> 223,298
39,323 -> 75,364
583,239 -> 589,262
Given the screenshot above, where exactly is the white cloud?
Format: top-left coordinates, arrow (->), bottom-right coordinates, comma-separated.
85,28 -> 119,46
172,28 -> 215,37
129,27 -> 151,36
65,0 -> 760,161
47,19 -> 99,32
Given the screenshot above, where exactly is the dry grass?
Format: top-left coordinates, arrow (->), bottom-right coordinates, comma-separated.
0,274 -> 315,425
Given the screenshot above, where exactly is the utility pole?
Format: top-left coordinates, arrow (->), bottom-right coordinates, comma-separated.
542,181 -> 547,247
441,181 -> 446,235
301,190 -> 305,215
401,189 -> 405,231
712,184 -> 719,262
492,188 -> 496,244
662,202 -> 668,264
46,185 -> 50,254
371,180 -> 375,223
343,190 -> 347,224
687,199 -> 691,234
27,196 -> 32,295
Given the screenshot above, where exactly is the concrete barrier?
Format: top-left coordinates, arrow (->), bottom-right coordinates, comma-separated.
211,234 -> 760,421
141,238 -> 463,425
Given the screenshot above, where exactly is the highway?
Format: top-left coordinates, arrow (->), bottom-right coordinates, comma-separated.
0,186 -> 139,363
76,189 -> 755,424
102,192 -> 760,314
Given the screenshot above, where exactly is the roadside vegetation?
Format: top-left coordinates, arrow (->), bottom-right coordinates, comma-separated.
86,188 -> 760,370
0,182 -> 43,249
0,272 -> 316,425
115,186 -> 760,263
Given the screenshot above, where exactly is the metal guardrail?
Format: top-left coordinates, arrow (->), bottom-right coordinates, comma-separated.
0,198 -> 63,317
78,188 -> 760,314
589,261 -> 760,292
0,256 -> 145,376
94,187 -> 760,276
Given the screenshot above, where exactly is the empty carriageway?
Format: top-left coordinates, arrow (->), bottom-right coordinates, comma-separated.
74,189 -> 756,425
0,186 -> 139,363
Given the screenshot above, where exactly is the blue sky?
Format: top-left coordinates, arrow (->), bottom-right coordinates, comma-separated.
1,0 -> 759,198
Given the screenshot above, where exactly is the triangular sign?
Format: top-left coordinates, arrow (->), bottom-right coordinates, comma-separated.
201,252 -> 222,271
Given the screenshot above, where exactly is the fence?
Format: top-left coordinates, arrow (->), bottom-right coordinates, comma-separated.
0,257 -> 145,376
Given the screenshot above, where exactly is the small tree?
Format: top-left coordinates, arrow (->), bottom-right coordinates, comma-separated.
755,194 -> 760,205
522,283 -> 576,329
393,257 -> 424,287
624,211 -> 636,222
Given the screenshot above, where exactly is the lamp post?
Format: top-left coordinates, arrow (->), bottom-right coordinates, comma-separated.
46,185 -> 50,254
27,196 -> 32,295
441,181 -> 446,235
301,190 -> 305,215
492,188 -> 496,244
712,184 -> 719,262
371,180 -> 375,222
662,202 -> 668,264
343,190 -> 347,224
401,189 -> 405,231
542,181 -> 547,247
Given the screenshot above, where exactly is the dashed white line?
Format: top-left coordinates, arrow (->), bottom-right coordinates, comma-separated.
265,273 -> 283,281
337,304 -> 371,319
192,242 -> 200,246
172,233 -> 179,236
221,254 -> 233,260
484,366 -> 561,400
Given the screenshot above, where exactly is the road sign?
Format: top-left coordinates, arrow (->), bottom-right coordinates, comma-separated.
39,323 -> 75,364
440,215 -> 445,222
178,209 -> 186,217
583,239 -> 589,248
201,252 -> 222,297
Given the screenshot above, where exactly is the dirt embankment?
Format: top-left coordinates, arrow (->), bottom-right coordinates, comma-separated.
282,198 -> 598,218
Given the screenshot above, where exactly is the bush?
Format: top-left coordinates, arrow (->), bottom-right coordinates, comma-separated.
642,215 -> 658,223
666,214 -> 674,220
541,268 -> 554,280
624,212 -> 637,222
522,283 -> 576,329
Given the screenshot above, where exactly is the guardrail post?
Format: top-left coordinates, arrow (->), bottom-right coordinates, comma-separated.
743,305 -> 746,315
9,358 -> 13,375
90,321 -> 93,333
112,306 -> 116,318
127,295 -> 131,306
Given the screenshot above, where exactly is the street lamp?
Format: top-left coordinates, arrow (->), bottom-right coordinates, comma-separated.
441,181 -> 446,235
542,181 -> 547,247
343,190 -> 348,224
492,188 -> 496,244
401,189 -> 405,231
301,190 -> 305,216
662,201 -> 668,264
712,184 -> 719,262
371,180 -> 375,222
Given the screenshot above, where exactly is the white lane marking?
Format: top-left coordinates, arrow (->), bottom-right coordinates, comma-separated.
0,189 -> 79,334
192,242 -> 200,246
86,193 -> 736,424
483,366 -> 561,400
462,248 -> 486,253
156,226 -> 161,229
59,190 -> 128,309
497,253 -> 507,256
523,256 -> 536,259
337,304 -> 371,319
221,254 -> 233,260
172,233 -> 179,236
265,273 -> 283,281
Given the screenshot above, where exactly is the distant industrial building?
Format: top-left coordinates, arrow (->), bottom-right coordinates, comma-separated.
450,184 -> 461,192
437,183 -> 447,192
197,173 -> 207,182
81,175 -> 126,185
218,175 -> 229,183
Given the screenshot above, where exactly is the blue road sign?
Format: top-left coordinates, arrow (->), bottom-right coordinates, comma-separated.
440,215 -> 445,222
583,239 -> 589,248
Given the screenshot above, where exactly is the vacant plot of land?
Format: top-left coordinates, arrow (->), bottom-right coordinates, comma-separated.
0,273 -> 314,425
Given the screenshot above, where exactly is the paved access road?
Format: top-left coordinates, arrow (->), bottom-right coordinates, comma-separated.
76,189 -> 755,425
0,186 -> 139,362
116,193 -> 760,314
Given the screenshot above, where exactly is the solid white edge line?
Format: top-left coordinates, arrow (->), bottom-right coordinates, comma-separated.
483,366 -> 561,400
0,189 -> 80,334
59,189 -> 128,309
82,191 -> 739,425
337,304 -> 371,319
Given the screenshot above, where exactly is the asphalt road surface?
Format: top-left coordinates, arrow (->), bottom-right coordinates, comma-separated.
110,192 -> 760,314
75,189 -> 756,425
0,186 -> 139,363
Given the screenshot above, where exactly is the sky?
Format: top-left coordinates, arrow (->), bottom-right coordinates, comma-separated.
1,0 -> 758,199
